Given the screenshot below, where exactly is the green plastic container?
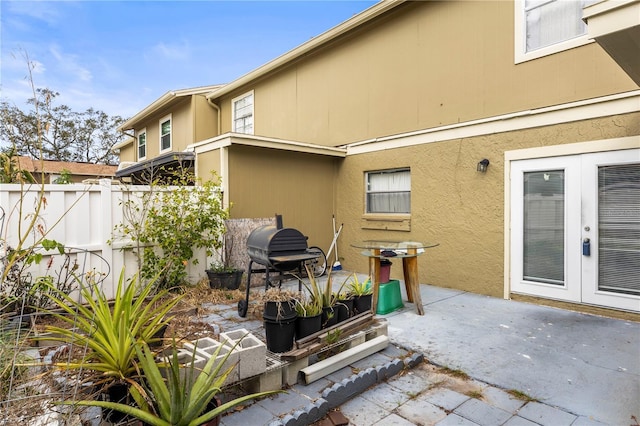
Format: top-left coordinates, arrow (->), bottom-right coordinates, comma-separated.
376,279 -> 404,315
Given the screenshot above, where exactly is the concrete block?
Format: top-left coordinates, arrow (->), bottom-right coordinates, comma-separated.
282,357 -> 309,386
159,349 -> 207,382
183,338 -> 239,385
345,331 -> 366,350
365,319 -> 388,341
220,328 -> 267,379
245,356 -> 284,393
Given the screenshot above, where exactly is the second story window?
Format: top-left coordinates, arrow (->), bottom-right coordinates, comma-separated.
232,91 -> 254,134
138,129 -> 146,160
366,169 -> 411,214
160,115 -> 171,152
515,0 -> 596,63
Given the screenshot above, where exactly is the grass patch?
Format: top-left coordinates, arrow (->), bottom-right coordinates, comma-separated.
507,389 -> 537,402
465,390 -> 483,399
438,366 -> 470,380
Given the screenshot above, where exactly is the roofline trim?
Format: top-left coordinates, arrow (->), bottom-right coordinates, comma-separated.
118,85 -> 225,132
190,133 -> 347,157
344,90 -> 640,155
205,0 -> 406,101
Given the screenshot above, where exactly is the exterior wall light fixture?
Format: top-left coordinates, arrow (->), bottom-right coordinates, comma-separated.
477,159 -> 490,173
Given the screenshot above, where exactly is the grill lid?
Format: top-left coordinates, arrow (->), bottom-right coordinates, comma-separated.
247,225 -> 309,268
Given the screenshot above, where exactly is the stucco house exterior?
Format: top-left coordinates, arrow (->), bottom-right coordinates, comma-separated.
115,0 -> 639,316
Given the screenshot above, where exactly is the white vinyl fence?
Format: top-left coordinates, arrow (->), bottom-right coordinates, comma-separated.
0,179 -> 207,300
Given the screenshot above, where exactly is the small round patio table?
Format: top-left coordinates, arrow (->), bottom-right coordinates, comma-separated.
351,241 -> 439,316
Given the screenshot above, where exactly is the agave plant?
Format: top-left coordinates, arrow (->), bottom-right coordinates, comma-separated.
300,264 -> 349,309
39,268 -> 183,384
66,340 -> 279,426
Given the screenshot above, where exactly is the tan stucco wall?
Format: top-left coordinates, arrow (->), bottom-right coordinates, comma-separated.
196,149 -> 221,182
193,95 -> 218,142
337,112 -> 640,299
118,143 -> 135,164
214,1 -> 636,146
226,145 -> 338,250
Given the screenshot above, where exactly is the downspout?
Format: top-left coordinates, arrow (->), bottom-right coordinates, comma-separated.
206,97 -> 230,209
207,98 -> 222,136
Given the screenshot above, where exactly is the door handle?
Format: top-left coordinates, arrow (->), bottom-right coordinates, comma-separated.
582,238 -> 591,256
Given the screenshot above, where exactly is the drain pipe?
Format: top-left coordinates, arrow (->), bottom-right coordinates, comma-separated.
207,98 -> 222,135
299,335 -> 389,384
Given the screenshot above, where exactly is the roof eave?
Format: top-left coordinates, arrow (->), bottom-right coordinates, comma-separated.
118,85 -> 225,132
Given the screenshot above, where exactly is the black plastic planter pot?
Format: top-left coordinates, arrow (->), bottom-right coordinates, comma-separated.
295,313 -> 322,339
206,269 -> 244,290
264,317 -> 296,353
263,299 -> 296,320
103,382 -> 133,424
353,294 -> 373,315
335,299 -> 353,322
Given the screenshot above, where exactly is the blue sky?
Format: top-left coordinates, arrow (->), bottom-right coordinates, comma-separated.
1,0 -> 377,119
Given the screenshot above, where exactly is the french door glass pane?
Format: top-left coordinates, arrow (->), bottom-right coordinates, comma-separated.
598,164 -> 640,296
523,170 -> 565,285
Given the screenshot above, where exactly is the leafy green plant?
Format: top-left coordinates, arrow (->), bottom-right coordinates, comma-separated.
52,168 -> 72,184
40,268 -> 183,384
294,296 -> 322,317
300,265 -> 349,309
113,171 -> 229,290
66,341 -> 280,426
347,273 -> 372,296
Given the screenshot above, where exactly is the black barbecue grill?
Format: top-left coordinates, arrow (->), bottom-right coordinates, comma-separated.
238,217 -> 323,317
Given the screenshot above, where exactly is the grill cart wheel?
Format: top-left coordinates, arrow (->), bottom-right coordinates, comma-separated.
238,299 -> 248,317
304,246 -> 327,277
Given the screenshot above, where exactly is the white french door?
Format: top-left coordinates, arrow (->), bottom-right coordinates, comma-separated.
511,149 -> 640,312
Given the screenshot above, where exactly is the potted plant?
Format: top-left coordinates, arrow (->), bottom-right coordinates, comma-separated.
294,297 -> 322,339
262,288 -> 298,353
347,274 -> 373,315
38,268 -> 183,421
300,265 -> 349,329
334,291 -> 354,323
63,341 -> 280,426
205,233 -> 243,290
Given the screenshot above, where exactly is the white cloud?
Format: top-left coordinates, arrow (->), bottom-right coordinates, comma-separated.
49,44 -> 93,82
151,40 -> 192,61
4,0 -> 63,26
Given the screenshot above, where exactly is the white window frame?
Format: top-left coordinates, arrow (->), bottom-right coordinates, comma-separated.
232,91 -> 254,135
159,114 -> 172,153
365,168 -> 411,214
137,128 -> 147,161
514,0 -> 595,64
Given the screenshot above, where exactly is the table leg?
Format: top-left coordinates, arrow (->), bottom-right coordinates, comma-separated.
402,254 -> 424,315
369,250 -> 381,314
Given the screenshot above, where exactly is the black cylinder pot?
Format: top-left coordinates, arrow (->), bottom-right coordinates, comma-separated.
335,299 -> 353,322
295,313 -> 322,339
264,316 -> 297,353
353,294 -> 373,315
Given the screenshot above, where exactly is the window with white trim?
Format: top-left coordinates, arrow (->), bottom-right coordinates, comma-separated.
137,128 -> 146,160
515,0 -> 596,63
232,91 -> 254,134
159,115 -> 171,152
366,169 -> 411,214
